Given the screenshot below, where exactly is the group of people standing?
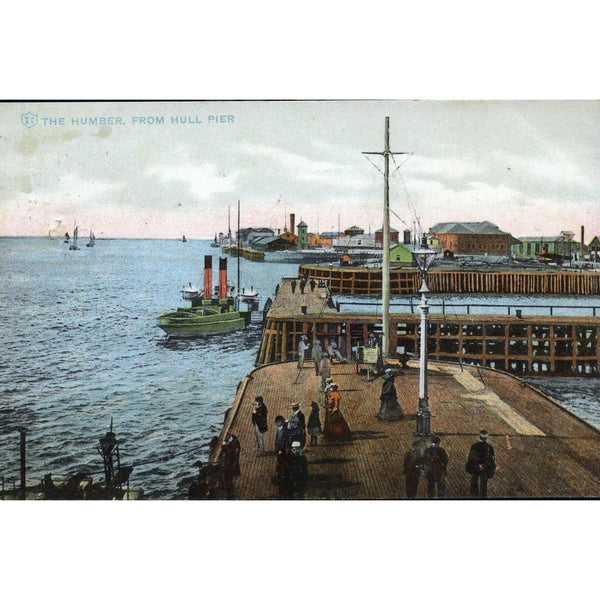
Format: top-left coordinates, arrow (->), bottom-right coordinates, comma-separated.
402,430 -> 496,499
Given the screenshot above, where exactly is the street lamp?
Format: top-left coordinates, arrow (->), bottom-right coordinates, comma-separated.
411,234 -> 438,435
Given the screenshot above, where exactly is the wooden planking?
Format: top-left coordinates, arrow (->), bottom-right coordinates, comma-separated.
223,360 -> 600,499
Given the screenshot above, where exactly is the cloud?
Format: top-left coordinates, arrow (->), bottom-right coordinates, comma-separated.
146,162 -> 239,200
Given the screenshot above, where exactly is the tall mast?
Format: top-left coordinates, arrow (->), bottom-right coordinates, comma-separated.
363,117 -> 409,365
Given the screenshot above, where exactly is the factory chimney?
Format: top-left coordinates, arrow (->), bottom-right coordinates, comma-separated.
581,225 -> 585,256
290,213 -> 296,236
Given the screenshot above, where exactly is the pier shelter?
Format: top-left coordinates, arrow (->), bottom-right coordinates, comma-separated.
258,278 -> 600,377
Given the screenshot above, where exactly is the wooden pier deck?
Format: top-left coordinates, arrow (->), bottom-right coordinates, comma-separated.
218,360 -> 600,499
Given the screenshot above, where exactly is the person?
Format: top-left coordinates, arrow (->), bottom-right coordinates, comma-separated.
309,279 -> 316,292
307,400 -> 322,446
311,339 -> 323,376
403,441 -> 424,499
297,335 -> 309,370
221,428 -> 241,499
251,396 -> 268,456
327,339 -> 344,363
466,430 -> 496,498
288,441 -> 309,499
274,415 -> 287,454
376,369 -> 404,421
288,402 -> 306,448
290,279 -> 297,293
323,383 -> 351,440
424,436 -> 449,498
319,354 -> 331,391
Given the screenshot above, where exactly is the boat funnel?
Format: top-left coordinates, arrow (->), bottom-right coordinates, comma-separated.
204,255 -> 213,298
218,257 -> 228,299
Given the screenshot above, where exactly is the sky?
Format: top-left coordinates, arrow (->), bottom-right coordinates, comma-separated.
1,99 -> 599,242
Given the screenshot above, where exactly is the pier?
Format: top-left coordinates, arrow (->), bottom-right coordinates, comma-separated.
299,264 -> 600,295
223,245 -> 265,261
257,278 -> 600,376
211,360 -> 600,499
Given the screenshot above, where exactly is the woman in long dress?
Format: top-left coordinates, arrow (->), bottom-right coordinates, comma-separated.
376,369 -> 404,421
323,384 -> 351,440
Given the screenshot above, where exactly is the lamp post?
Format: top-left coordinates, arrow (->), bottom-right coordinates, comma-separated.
411,234 -> 438,435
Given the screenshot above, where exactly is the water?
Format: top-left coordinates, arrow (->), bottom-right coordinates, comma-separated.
2,238 -> 600,499
0,237 -> 296,498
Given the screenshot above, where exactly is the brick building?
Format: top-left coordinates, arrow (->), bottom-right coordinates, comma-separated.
429,221 -> 518,256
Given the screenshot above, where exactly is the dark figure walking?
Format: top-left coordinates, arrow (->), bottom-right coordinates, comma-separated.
288,441 -> 309,499
376,369 -> 404,421
403,441 -> 424,499
424,436 -> 448,498
311,339 -> 323,376
251,396 -> 268,456
288,402 -> 306,448
291,279 -> 297,293
273,415 -> 291,498
466,430 -> 496,498
307,401 -> 322,446
222,428 -> 241,499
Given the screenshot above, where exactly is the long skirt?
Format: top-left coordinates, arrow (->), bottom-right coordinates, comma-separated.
323,409 -> 351,440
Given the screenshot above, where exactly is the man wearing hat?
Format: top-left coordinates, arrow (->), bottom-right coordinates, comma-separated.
466,430 -> 496,498
288,441 -> 309,499
251,396 -> 268,456
297,334 -> 309,370
424,436 -> 449,498
287,402 -> 306,448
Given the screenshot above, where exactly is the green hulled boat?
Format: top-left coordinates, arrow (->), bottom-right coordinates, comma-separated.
158,297 -> 251,337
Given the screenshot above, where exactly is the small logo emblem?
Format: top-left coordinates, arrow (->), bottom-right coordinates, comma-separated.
21,111 -> 38,128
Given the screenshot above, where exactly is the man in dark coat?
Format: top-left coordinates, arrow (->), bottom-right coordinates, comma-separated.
466,430 -> 496,498
424,436 -> 449,498
403,440 -> 424,499
288,402 -> 306,448
288,441 -> 309,499
221,428 -> 241,499
376,369 -> 404,421
251,396 -> 268,456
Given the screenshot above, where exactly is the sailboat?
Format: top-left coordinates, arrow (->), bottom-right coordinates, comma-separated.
86,229 -> 95,247
181,235 -> 187,242
68,226 -> 79,250
210,233 -> 219,248
64,232 -> 70,244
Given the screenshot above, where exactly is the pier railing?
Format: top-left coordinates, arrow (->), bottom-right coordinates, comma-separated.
337,300 -> 600,317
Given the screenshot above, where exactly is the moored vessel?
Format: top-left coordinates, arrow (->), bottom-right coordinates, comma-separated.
158,256 -> 252,337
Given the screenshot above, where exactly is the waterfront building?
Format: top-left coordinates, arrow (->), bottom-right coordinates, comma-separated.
389,242 -> 418,264
429,221 -> 518,256
586,235 -> 600,260
343,225 -> 364,236
297,220 -> 308,249
375,227 -> 399,245
333,233 -> 377,250
511,232 -> 581,260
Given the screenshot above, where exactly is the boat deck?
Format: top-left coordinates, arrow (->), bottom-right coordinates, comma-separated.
217,360 -> 600,499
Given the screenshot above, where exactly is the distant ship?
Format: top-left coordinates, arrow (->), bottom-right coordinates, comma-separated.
181,235 -> 187,242
86,229 -> 96,247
